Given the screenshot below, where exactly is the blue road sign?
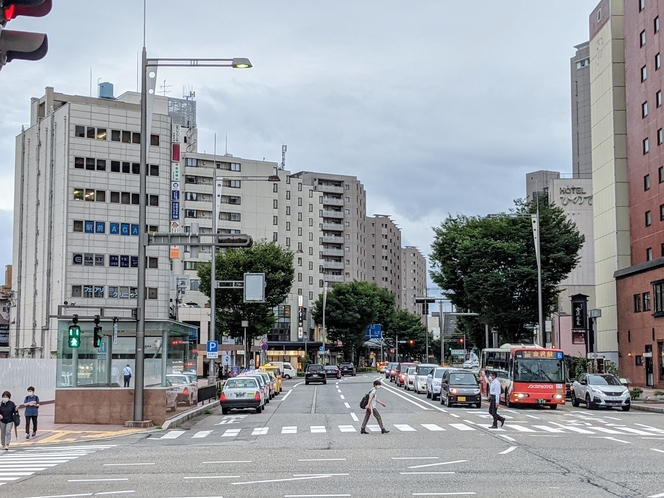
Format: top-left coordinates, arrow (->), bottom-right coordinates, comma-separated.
365,324 -> 382,340
207,340 -> 219,359
319,346 -> 325,352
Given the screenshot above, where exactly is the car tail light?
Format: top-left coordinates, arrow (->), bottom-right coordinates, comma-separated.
220,392 -> 226,401
255,392 -> 261,401
183,387 -> 189,395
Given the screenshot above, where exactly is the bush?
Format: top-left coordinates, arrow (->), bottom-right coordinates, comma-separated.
654,390 -> 664,396
630,387 -> 643,400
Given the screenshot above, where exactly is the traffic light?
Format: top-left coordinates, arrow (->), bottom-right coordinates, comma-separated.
93,315 -> 102,348
68,314 -> 81,349
408,339 -> 415,346
459,337 -> 464,345
0,0 -> 51,70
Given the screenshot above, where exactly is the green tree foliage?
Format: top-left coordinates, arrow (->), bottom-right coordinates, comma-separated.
312,281 -> 394,361
430,199 -> 584,344
197,241 -> 294,343
383,309 -> 429,360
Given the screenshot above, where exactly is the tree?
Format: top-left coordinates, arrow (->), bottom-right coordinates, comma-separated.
312,281 -> 394,362
383,309 -> 429,360
430,199 -> 584,344
197,241 -> 294,344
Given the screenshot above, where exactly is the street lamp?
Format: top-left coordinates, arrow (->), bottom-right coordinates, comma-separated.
322,282 -> 328,365
134,47 -> 252,423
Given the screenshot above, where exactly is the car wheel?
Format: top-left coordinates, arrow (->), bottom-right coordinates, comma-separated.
256,405 -> 262,414
323,380 -> 327,384
305,381 -> 309,385
476,402 -> 482,409
286,375 -> 291,379
445,395 -> 452,408
586,394 -> 595,410
622,404 -> 630,412
222,407 -> 229,415
571,393 -> 580,407
549,404 -> 558,410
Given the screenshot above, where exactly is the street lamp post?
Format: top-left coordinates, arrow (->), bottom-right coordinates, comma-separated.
531,206 -> 544,346
135,48 -> 252,423
322,282 -> 328,365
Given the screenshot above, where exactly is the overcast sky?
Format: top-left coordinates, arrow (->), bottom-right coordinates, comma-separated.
0,1 -> 599,292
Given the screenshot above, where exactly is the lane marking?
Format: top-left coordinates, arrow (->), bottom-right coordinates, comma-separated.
298,458 -> 346,462
281,389 -> 293,401
203,460 -> 252,464
183,475 -> 240,480
339,425 -> 356,433
421,424 -> 445,431
500,435 -> 517,442
339,395 -> 345,400
618,427 -> 658,436
285,495 -> 351,497
192,431 -> 212,438
160,431 -> 185,439
310,385 -> 318,414
233,474 -> 348,485
589,427 -> 623,435
412,493 -> 476,496
251,427 -> 269,436
636,424 -> 664,434
648,493 -> 664,498
532,425 -> 564,433
67,479 -> 129,482
550,423 -> 593,434
408,459 -> 467,469
311,426 -> 327,433
604,437 -> 630,444
651,448 -> 664,453
379,383 -> 434,410
392,457 -> 439,460
394,424 -> 416,432
344,402 -> 351,408
505,424 -> 535,433
450,424 -> 474,431
400,472 -> 454,475
103,463 -> 155,467
350,413 -> 359,422
282,426 -> 298,434
525,415 -> 541,419
499,446 -> 517,455
222,429 -> 241,437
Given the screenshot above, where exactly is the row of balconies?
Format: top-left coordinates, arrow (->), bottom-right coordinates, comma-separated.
322,260 -> 344,270
322,197 -> 344,206
322,248 -> 345,257
317,184 -> 344,194
322,210 -> 344,219
322,222 -> 343,232
322,235 -> 344,244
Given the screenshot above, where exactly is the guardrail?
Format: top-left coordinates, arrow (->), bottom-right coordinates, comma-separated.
197,384 -> 218,404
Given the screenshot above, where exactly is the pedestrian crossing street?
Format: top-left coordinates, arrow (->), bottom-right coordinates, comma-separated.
156,420 -> 664,439
0,444 -> 115,487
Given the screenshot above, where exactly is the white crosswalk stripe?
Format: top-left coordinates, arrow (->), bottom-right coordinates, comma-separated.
449,423 -> 475,431
394,424 -> 416,432
252,427 -> 269,436
160,430 -> 185,439
339,425 -> 356,432
421,424 -> 445,431
0,445 -> 114,487
533,425 -> 564,433
310,426 -> 327,433
192,431 -> 212,438
555,425 -> 594,434
505,424 -> 536,433
281,426 -> 297,434
222,428 -> 241,437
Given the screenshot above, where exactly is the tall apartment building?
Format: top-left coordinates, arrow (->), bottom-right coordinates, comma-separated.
366,215 -> 402,307
401,247 -> 427,317
572,42 -> 593,179
11,86 -> 173,358
615,0 -> 664,388
588,0 -> 628,364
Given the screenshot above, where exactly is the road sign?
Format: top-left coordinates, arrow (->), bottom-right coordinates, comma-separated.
261,343 -> 268,351
319,346 -> 325,352
450,349 -> 465,356
365,324 -> 382,340
222,354 -> 231,366
260,336 -> 268,345
207,340 -> 219,359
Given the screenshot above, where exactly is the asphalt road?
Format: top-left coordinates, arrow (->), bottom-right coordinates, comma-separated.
4,373 -> 664,498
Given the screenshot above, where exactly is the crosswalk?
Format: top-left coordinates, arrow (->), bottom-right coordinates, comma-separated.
155,421 -> 664,439
0,445 -> 115,487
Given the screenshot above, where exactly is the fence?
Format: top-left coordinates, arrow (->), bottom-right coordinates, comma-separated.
0,359 -> 56,401
197,384 -> 219,404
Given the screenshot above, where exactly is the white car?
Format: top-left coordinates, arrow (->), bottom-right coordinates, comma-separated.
426,367 -> 456,401
571,373 -> 630,411
404,366 -> 417,391
165,374 -> 198,406
462,359 -> 479,369
414,364 -> 438,394
220,376 -> 266,414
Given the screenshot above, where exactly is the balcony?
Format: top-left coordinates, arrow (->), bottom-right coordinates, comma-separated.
322,197 -> 344,206
317,184 -> 344,194
322,248 -> 345,257
323,210 -> 344,219
323,235 -> 344,244
323,223 -> 343,232
323,274 -> 344,282
322,261 -> 344,270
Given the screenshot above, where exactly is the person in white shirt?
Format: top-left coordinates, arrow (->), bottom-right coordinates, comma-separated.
123,365 -> 132,387
361,380 -> 389,434
488,371 -> 505,428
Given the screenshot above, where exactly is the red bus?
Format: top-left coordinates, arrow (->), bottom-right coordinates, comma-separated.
479,344 -> 566,409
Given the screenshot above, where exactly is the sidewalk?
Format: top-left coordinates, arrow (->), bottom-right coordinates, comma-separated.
629,386 -> 664,414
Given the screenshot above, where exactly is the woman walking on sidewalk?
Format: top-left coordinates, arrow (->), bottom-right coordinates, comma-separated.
0,391 -> 18,450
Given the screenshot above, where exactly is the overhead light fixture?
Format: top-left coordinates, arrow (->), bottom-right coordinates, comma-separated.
232,57 -> 252,68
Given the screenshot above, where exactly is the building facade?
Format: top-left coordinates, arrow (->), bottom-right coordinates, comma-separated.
571,41 -> 593,179
401,247 -> 427,317
366,215 -> 402,307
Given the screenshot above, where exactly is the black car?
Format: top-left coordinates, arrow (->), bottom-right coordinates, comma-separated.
339,362 -> 356,376
440,369 -> 482,408
325,365 -> 341,379
305,364 -> 327,384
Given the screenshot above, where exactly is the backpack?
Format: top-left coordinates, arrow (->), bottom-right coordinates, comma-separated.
359,390 -> 372,409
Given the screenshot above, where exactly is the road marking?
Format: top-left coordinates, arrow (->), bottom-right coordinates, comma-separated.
282,426 -> 297,434
184,475 -> 241,480
449,413 -> 461,418
68,479 -> 129,482
23,493 -> 136,498
618,427 -> 659,436
252,427 -> 269,436
339,425 -> 356,433
450,424 -> 475,431
588,426 -> 623,435
421,424 -> 446,431
367,424 -> 381,432
505,424 -> 535,433
412,493 -> 477,496
380,383 -> 433,410
344,402 -> 351,408
532,425 -> 564,433
401,472 -> 454,475
281,389 -> 294,401
500,435 -> 517,442
310,426 -> 327,433
408,459 -> 467,469
339,395 -> 345,400
554,425 -> 594,435
603,437 -> 630,444
525,415 -> 541,419
298,458 -> 347,462
203,460 -> 252,464
651,448 -> 664,454
350,413 -> 359,422
394,424 -> 416,432
222,429 -> 241,437
499,446 -> 517,455
104,463 -> 155,467
648,493 -> 664,498
233,473 -> 348,485
285,494 -> 351,497
192,431 -> 212,438
160,430 -> 185,439
392,457 -> 439,460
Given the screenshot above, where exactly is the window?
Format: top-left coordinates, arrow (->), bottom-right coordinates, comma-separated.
298,197 -> 302,206
655,281 -> 664,314
644,137 -> 650,154
309,204 -> 313,212
660,204 -> 664,220
150,134 -> 159,146
645,174 -> 651,191
73,188 -> 84,201
636,355 -> 643,366
640,0 -> 645,12
273,199 -> 278,209
286,191 -> 291,200
73,220 -> 83,232
309,247 -> 313,255
286,206 -> 291,216
641,30 -> 647,47
149,164 -> 159,176
298,212 -> 302,221
120,130 -> 130,143
285,237 -> 290,246
96,159 -> 106,171
298,183 -> 302,192
273,232 -> 278,242
660,166 -> 664,183
647,247 -> 653,260
308,190 -> 313,198
86,157 -> 95,170
646,210 -> 652,226
644,292 -> 652,311
148,288 -> 158,300
659,91 -> 663,107
657,53 -> 662,70
297,227 -> 302,236
635,294 -> 642,312
74,125 -> 85,138
659,129 -> 663,145
643,101 -> 649,117
273,216 -> 278,225
148,195 -> 159,206
656,16 -> 660,33
111,130 -> 121,142
132,132 -> 141,144
147,257 -> 158,269
273,183 -> 278,193
71,285 -> 82,297
286,222 -> 290,231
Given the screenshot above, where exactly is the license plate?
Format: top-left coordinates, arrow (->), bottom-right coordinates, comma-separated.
458,396 -> 466,402
536,399 -> 546,404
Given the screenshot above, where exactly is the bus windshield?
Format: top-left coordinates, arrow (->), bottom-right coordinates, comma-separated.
514,359 -> 564,383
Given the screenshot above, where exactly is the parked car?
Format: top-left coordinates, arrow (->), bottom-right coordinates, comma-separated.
220,376 -> 265,414
340,362 -> 357,376
376,361 -> 389,373
571,373 -> 630,411
387,362 -> 398,381
395,362 -> 417,387
260,365 -> 283,394
165,374 -> 198,406
427,367 -> 456,401
266,361 -> 297,379
324,365 -> 342,379
305,364 -> 327,384
440,369 -> 482,408
413,364 -> 438,394
241,373 -> 270,403
165,385 -> 178,412
404,366 -> 417,391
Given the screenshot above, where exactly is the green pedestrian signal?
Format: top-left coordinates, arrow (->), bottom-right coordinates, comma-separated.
68,314 -> 81,349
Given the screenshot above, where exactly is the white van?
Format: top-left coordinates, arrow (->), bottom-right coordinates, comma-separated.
266,361 -> 297,379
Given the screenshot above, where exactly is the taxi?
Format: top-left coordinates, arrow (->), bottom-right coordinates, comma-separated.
260,365 -> 283,393
220,376 -> 265,414
376,361 -> 389,373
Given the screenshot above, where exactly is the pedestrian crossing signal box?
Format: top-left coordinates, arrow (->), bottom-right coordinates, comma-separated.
68,324 -> 81,349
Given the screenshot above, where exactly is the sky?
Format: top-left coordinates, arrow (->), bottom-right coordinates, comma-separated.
0,0 -> 600,293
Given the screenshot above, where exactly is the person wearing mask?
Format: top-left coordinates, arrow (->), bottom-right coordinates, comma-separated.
361,380 -> 389,434
488,371 -> 505,429
24,386 -> 40,439
0,391 -> 18,450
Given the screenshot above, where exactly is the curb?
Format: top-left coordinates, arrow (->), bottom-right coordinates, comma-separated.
162,401 -> 220,430
631,403 -> 664,414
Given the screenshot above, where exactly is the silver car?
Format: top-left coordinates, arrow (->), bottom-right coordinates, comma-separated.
571,373 -> 630,411
404,366 -> 417,391
220,376 -> 266,414
414,364 -> 438,394
426,367 -> 456,401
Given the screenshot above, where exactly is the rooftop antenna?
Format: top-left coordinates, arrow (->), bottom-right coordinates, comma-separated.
182,85 -> 195,100
281,144 -> 287,170
225,134 -> 229,155
160,79 -> 171,97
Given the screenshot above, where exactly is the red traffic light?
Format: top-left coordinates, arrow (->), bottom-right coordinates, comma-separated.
0,0 -> 50,68
459,338 -> 464,344
408,339 -> 415,346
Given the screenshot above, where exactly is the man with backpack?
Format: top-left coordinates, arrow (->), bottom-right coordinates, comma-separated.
360,380 -> 389,434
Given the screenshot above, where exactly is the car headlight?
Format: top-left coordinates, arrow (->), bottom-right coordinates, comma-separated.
450,388 -> 458,394
591,388 -> 604,395
473,389 -> 480,395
